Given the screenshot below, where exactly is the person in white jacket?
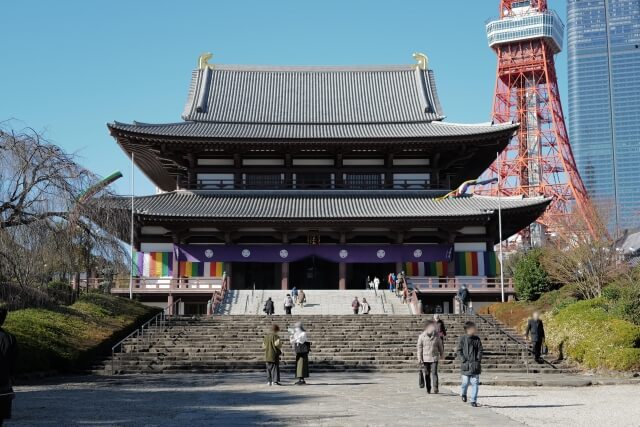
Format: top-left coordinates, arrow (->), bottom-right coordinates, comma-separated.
289,322 -> 310,385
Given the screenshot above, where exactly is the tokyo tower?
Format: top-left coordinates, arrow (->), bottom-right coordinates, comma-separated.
479,0 -> 593,242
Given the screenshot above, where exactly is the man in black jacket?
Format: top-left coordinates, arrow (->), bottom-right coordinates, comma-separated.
456,321 -> 483,407
0,307 -> 17,426
456,285 -> 469,313
263,297 -> 275,316
526,311 -> 545,363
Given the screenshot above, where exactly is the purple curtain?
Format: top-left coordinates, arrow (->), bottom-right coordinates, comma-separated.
175,244 -> 452,264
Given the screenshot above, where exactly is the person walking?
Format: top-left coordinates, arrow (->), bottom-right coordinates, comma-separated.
0,308 -> 17,426
263,324 -> 282,386
417,321 -> 445,394
263,297 -> 275,316
351,297 -> 361,314
457,321 -> 483,407
456,284 -> 469,313
526,311 -> 546,363
289,322 -> 310,385
284,294 -> 294,315
297,289 -> 306,308
396,272 -> 406,297
291,286 -> 299,302
433,313 -> 447,341
402,285 -> 409,304
388,272 -> 396,293
361,298 -> 371,314
373,276 -> 380,291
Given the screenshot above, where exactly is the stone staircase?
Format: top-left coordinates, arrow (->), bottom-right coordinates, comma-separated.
217,289 -> 411,315
96,314 -> 574,375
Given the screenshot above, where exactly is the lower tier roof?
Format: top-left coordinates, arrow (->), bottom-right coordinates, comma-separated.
105,190 -> 550,239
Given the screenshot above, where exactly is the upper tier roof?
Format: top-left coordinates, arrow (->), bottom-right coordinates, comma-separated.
108,120 -> 517,140
181,64 -> 444,124
107,58 -> 519,191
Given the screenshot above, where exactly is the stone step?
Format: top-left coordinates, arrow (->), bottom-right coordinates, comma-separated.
96,314 -> 572,376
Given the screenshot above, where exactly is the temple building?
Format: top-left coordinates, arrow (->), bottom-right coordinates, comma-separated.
105,53 -> 550,313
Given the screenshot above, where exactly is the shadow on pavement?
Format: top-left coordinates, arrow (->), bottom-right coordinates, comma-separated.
486,404 -> 584,409
12,377 -> 322,426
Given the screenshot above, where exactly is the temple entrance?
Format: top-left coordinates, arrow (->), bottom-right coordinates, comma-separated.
290,256 -> 339,290
231,262 -> 280,289
346,263 -> 396,290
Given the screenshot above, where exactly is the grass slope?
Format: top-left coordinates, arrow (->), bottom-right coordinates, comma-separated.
4,294 -> 159,373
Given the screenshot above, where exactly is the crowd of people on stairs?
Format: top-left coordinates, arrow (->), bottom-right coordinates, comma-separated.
261,311 -> 546,409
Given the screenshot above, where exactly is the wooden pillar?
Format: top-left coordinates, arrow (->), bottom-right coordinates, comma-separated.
225,232 -> 233,289
281,232 -> 289,290
339,232 -> 347,289
167,294 -> 174,316
447,232 -> 456,278
385,152 -> 394,187
281,263 -> 289,290
171,235 -> 180,279
395,231 -> 404,274
284,154 -> 293,188
336,153 -> 344,188
339,262 -> 347,290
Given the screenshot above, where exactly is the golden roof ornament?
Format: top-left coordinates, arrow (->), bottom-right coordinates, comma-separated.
412,52 -> 429,71
198,52 -> 214,70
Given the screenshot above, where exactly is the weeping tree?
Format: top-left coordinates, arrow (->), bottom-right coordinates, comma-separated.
0,121 -> 128,306
541,202 -> 623,300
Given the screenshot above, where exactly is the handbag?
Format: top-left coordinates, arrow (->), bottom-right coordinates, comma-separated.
418,369 -> 425,388
295,341 -> 311,354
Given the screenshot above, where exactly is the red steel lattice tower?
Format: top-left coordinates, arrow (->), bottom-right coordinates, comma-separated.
480,0 -> 593,241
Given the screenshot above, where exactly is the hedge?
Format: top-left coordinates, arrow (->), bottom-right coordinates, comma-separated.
545,299 -> 640,371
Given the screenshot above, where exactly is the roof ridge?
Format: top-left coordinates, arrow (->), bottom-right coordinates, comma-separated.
203,64 -> 419,72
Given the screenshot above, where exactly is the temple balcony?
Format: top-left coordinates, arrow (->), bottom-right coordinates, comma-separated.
184,178 -> 448,191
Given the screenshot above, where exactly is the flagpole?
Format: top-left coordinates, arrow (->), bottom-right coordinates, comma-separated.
497,152 -> 505,303
129,152 -> 135,300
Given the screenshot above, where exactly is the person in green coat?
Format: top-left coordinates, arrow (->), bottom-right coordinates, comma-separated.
289,322 -> 310,385
263,324 -> 282,386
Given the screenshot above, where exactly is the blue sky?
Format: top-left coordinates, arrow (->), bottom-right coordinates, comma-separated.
1,0 -> 568,195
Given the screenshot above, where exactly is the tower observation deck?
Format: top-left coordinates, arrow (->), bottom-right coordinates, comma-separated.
478,0 -> 594,244
487,3 -> 564,54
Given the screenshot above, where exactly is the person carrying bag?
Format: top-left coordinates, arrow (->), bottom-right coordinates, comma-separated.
289,322 -> 311,385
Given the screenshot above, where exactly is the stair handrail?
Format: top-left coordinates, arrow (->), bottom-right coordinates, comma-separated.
384,291 -> 395,314
211,279 -> 228,315
472,313 -> 557,370
110,298 -> 182,374
378,292 -> 386,314
256,289 -> 265,315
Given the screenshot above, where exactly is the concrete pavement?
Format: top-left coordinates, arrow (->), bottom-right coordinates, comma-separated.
8,372 -> 640,426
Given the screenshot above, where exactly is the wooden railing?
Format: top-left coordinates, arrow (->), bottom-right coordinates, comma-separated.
210,278 -> 228,315
406,277 -> 514,294
84,278 -> 223,294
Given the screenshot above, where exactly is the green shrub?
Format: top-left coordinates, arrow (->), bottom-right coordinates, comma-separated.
513,249 -> 552,301
545,298 -> 640,371
602,280 -> 640,326
3,294 -> 158,373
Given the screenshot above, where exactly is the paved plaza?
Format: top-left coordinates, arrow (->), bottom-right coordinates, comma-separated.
8,373 -> 640,426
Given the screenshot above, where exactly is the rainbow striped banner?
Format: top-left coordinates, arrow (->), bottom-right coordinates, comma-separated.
178,261 -> 225,278
404,261 -> 449,277
454,252 -> 500,277
133,251 -> 173,277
